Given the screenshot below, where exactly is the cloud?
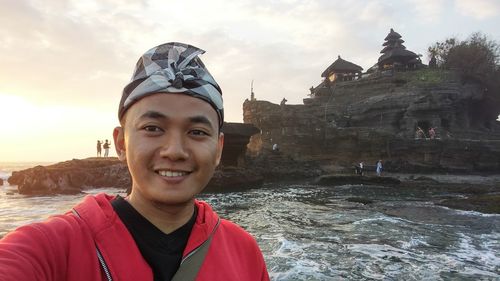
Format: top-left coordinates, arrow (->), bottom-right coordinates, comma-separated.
455,0 -> 500,19
0,0 -> 152,108
407,0 -> 446,23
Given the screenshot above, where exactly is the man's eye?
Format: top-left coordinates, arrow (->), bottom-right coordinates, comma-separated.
143,126 -> 162,132
190,130 -> 209,136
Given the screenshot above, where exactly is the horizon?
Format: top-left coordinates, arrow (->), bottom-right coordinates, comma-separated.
1,0 -> 499,162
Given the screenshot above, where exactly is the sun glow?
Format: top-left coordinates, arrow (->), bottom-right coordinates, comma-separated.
0,93 -> 116,162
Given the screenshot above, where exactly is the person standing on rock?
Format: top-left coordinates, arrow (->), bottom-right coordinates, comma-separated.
0,42 -> 269,281
96,140 -> 102,157
376,160 -> 383,176
103,139 -> 110,157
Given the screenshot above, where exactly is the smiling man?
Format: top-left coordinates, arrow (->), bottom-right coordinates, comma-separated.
0,42 -> 269,281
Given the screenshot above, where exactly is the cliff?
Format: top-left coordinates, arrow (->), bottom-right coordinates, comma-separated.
243,69 -> 500,173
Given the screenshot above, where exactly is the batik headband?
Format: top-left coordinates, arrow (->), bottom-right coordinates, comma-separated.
119,42 -> 224,128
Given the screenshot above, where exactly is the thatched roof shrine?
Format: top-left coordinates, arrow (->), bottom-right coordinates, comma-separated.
321,55 -> 363,78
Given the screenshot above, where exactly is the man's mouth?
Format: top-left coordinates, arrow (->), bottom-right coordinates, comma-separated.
156,170 -> 190,177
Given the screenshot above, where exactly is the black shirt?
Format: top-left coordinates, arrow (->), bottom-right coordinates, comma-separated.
112,196 -> 197,281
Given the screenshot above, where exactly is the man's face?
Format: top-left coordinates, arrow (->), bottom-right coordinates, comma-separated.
114,93 -> 224,206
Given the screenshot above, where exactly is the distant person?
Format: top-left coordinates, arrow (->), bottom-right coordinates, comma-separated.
354,162 -> 364,176
272,143 -> 279,152
0,42 -> 269,281
376,160 -> 383,176
103,139 -> 110,157
96,140 -> 102,157
415,127 -> 425,139
428,127 -> 436,139
280,97 -> 287,106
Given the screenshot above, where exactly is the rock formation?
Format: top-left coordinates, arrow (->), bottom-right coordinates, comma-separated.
243,69 -> 500,173
8,158 -> 130,195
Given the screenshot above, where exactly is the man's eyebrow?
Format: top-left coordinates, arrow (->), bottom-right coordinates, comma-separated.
138,111 -> 215,129
189,115 -> 215,128
139,110 -> 168,120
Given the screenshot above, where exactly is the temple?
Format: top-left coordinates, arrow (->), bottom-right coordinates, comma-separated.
377,28 -> 422,70
322,55 -> 363,82
243,28 -> 500,174
308,55 -> 363,100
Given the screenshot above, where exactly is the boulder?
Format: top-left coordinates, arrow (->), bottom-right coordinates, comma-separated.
8,158 -> 130,195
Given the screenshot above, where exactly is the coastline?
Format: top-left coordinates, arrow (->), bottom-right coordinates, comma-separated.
314,172 -> 500,214
3,159 -> 500,214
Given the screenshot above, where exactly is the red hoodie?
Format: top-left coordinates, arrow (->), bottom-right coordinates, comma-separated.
0,193 -> 270,281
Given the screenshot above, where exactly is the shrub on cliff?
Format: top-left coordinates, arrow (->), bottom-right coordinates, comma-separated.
428,32 -> 499,81
428,32 -> 500,124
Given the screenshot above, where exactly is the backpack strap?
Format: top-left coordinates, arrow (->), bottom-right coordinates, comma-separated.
171,218 -> 221,281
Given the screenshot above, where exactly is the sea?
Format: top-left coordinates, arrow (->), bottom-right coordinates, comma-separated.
1,162 -> 499,280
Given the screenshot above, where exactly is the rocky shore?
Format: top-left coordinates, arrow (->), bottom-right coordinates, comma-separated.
5,157 -> 500,214
8,158 -> 130,195
6,157 -> 266,195
314,172 -> 500,214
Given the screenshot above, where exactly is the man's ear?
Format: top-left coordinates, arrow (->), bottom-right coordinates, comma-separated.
113,126 -> 126,162
215,132 -> 224,166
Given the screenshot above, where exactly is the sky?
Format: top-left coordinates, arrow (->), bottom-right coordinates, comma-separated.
0,0 -> 499,162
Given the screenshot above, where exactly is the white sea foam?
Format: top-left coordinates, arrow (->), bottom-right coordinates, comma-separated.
352,215 -> 408,225
438,205 -> 500,217
1,175 -> 499,279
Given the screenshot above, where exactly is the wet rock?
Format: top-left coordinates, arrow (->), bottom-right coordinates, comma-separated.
438,195 -> 500,214
412,176 -> 440,183
346,197 -> 374,205
205,166 -> 264,193
314,175 -> 401,186
8,158 -> 130,195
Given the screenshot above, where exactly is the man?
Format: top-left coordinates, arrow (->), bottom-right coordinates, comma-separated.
97,140 -> 102,157
103,139 -> 111,157
0,42 -> 269,281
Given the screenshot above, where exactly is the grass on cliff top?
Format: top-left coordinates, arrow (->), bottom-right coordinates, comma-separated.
396,69 -> 456,86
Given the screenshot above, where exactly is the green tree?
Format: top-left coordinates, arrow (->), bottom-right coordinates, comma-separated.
428,32 -> 499,81
428,33 -> 500,128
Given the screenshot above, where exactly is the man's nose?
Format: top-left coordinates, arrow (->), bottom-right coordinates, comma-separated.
159,132 -> 189,160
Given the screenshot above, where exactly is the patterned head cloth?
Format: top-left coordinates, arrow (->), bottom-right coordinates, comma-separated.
119,42 -> 224,128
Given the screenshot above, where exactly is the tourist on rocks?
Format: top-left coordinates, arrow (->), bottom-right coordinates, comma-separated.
97,140 -> 102,157
359,162 -> 364,176
103,139 -> 111,157
429,127 -> 436,139
415,127 -> 425,139
0,42 -> 269,281
272,143 -> 279,152
376,160 -> 383,176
